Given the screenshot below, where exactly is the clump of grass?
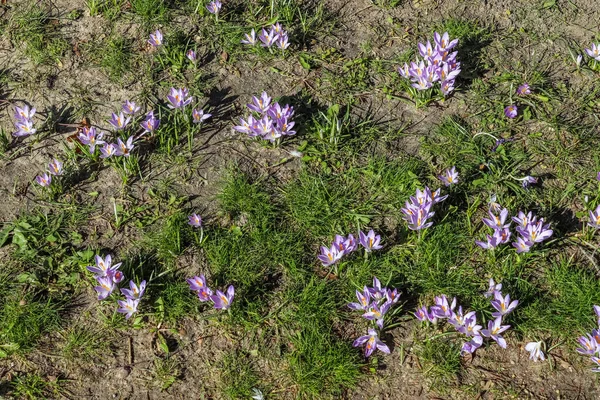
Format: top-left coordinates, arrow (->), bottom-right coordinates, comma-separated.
220,351 -> 261,400
11,373 -> 63,400
153,357 -> 180,390
60,323 -> 110,361
97,37 -> 134,83
416,337 -> 462,387
153,281 -> 199,325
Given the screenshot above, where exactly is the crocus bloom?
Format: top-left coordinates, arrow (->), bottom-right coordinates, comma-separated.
348,287 -> 371,311
122,100 -> 140,115
94,276 -> 116,300
576,334 -> 598,356
363,302 -> 390,329
504,105 -> 518,119
121,280 -> 147,300
188,213 -> 202,227
402,202 -> 435,231
482,208 -> 510,230
521,175 -> 538,189
585,43 -> 600,61
434,31 -> 458,51
141,111 -> 160,133
353,328 -> 390,358
475,234 -> 499,250
592,357 -> 600,373
15,105 -> 36,121
461,335 -> 483,355
493,227 -> 512,244
276,34 -> 290,50
115,136 -> 134,157
197,287 -> 213,301
449,308 -> 476,331
317,244 -> 343,267
87,254 -> 120,277
109,112 -> 131,130
484,278 -> 502,298
414,305 -> 430,322
13,119 -> 36,137
513,236 -> 534,253
117,298 -> 140,319
431,295 -> 456,319
48,159 -> 63,176
358,229 -> 383,252
242,29 -> 257,45
576,54 -> 583,67
520,220 -> 552,243
594,305 -> 600,326
481,317 -> 510,348
525,341 -> 545,362
192,109 -> 211,123
491,291 -> 518,318
461,316 -> 482,337
186,49 -> 197,63
166,88 -> 193,109
35,173 -> 52,187
259,28 -> 278,47
100,143 -> 118,158
206,0 -> 221,14
78,126 -> 105,153
439,166 -> 458,186
187,275 -> 208,292
211,285 -> 235,310
148,30 -> 163,47
516,83 -> 531,96
247,92 -> 272,114
512,211 -> 536,231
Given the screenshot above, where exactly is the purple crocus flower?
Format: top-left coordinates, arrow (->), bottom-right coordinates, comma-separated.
520,220 -> 553,243
121,280 -> 147,300
363,302 -> 390,329
439,166 -> 459,186
504,105 -> 518,119
592,357 -> 600,373
35,173 -> 52,187
525,341 -> 545,362
385,288 -> 400,306
462,316 -> 483,338
434,32 -> 458,52
148,30 -> 163,47
493,227 -> 512,244
241,29 -> 257,45
431,295 -> 456,319
358,229 -> 383,252
481,317 -> 510,348
247,92 -> 272,114
13,119 -> 36,137
166,87 -> 193,109
197,287 -> 213,302
482,208 -> 511,230
192,109 -> 211,123
117,298 -> 140,319
594,305 -> 600,326
122,100 -> 140,115
475,234 -> 499,250
188,213 -> 202,228
461,334 -> 483,356
108,112 -> 131,130
87,254 -> 119,277
48,159 -> 63,176
211,285 -> 235,310
317,244 -> 343,267
206,0 -> 222,14
353,328 -> 390,358
186,49 -> 197,63
516,83 -> 531,96
585,43 -> 600,61
521,175 -> 538,189
14,105 -> 36,121
576,334 -> 598,356
115,136 -> 134,157
512,211 -> 536,231
187,275 -> 210,292
276,33 -> 290,50
100,143 -> 118,158
449,308 -> 476,332
367,277 -> 385,301
491,291 -> 518,318
414,305 -> 429,322
141,110 -> 160,133
348,287 -> 371,311
484,278 -> 502,298
78,127 -> 105,153
402,202 -> 435,231
94,276 -> 116,300
259,28 -> 278,47
512,236 -> 534,253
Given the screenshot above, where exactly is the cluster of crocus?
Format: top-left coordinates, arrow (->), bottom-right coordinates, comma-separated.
87,254 -> 146,319
475,207 -> 552,253
242,23 -> 290,50
13,104 -> 37,137
401,187 -> 448,231
415,280 -> 518,356
187,275 -> 235,310
350,277 -> 398,357
397,32 -> 461,96
233,92 -> 295,141
35,159 -> 63,187
167,88 -> 194,109
575,306 -> 600,372
317,230 -> 382,267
